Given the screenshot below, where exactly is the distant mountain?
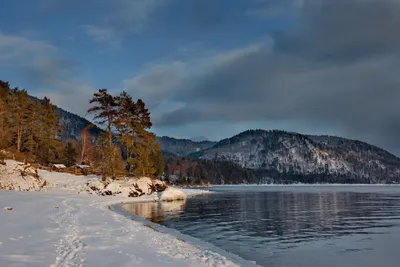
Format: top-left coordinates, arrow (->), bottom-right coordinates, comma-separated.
190,136 -> 212,142
28,95 -> 103,140
156,136 -> 216,157
56,108 -> 103,140
188,130 -> 400,184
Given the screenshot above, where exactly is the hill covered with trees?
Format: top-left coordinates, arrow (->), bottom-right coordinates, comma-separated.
177,130 -> 400,184
0,80 -> 163,180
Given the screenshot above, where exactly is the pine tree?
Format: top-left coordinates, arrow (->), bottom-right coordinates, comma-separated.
24,99 -> 41,159
88,89 -> 116,147
150,143 -> 164,177
114,91 -> 135,162
114,92 -> 154,175
131,128 -> 163,177
36,97 -> 61,165
95,133 -> 125,179
0,96 -> 6,149
7,88 -> 30,152
63,141 -> 76,167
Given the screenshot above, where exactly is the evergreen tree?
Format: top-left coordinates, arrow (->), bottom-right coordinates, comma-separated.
36,97 -> 61,164
24,99 -> 41,159
113,92 -> 160,176
63,141 -> 76,167
114,91 -> 135,163
95,133 -> 126,179
150,143 -> 164,177
131,129 -> 163,177
88,89 -> 116,147
7,88 -> 30,152
0,95 -> 6,149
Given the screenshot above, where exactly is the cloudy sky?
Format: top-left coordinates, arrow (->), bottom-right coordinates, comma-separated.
1,0 -> 400,154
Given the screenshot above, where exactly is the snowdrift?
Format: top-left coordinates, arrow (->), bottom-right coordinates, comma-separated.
0,160 -> 48,191
159,187 -> 187,201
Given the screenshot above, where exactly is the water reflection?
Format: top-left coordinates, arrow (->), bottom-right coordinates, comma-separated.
123,188 -> 400,267
123,200 -> 186,223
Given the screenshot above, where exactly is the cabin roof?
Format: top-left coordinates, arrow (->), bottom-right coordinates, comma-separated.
75,165 -> 91,169
52,164 -> 66,168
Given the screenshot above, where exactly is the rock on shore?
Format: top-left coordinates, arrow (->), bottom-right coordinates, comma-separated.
0,160 -> 48,191
86,177 -> 168,198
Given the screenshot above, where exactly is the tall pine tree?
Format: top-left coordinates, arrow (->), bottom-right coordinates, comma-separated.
36,97 -> 61,165
7,88 -> 30,152
88,89 -> 117,147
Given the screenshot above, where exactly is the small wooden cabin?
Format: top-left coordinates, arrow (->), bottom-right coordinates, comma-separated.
74,164 -> 91,175
49,164 -> 67,172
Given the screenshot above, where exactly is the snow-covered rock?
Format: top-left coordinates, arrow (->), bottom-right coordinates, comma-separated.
134,177 -> 153,194
86,178 -> 165,198
86,180 -> 105,192
127,177 -> 167,195
159,187 -> 187,202
153,179 -> 168,191
120,186 -> 138,197
0,160 -> 48,191
100,182 -> 123,196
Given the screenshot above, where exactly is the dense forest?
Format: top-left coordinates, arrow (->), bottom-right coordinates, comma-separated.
0,80 -> 163,179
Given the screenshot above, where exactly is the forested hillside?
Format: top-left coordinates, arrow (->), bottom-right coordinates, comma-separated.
0,80 -> 163,179
184,130 -> 400,184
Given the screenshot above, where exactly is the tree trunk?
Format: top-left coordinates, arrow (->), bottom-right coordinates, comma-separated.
107,114 -> 113,147
17,125 -> 23,152
81,135 -> 86,162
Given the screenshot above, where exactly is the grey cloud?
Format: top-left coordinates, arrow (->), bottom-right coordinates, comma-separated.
123,61 -> 185,109
246,0 -> 303,19
25,59 -> 96,117
0,31 -> 95,117
23,60 -> 79,87
274,0 -> 400,61
22,59 -> 96,117
0,33 -> 56,61
140,0 -> 400,153
81,0 -> 165,43
106,0 -> 165,34
41,0 -> 165,43
80,25 -> 117,44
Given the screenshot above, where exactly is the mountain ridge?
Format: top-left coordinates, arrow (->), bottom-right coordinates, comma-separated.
188,129 -> 400,183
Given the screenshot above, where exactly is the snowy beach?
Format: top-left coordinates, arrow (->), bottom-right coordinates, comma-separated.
0,165 -> 241,267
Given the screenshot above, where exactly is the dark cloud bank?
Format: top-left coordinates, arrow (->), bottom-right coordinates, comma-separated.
152,0 -> 400,155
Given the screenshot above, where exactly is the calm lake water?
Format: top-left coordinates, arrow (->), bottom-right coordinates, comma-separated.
123,186 -> 400,267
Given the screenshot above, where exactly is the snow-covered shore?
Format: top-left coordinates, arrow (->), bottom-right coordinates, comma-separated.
0,163 -> 249,267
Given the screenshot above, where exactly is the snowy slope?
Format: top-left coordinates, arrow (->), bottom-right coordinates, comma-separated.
0,169 -> 255,267
194,130 -> 400,183
157,136 -> 216,157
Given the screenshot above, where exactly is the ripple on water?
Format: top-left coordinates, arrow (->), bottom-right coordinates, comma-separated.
123,186 -> 400,267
